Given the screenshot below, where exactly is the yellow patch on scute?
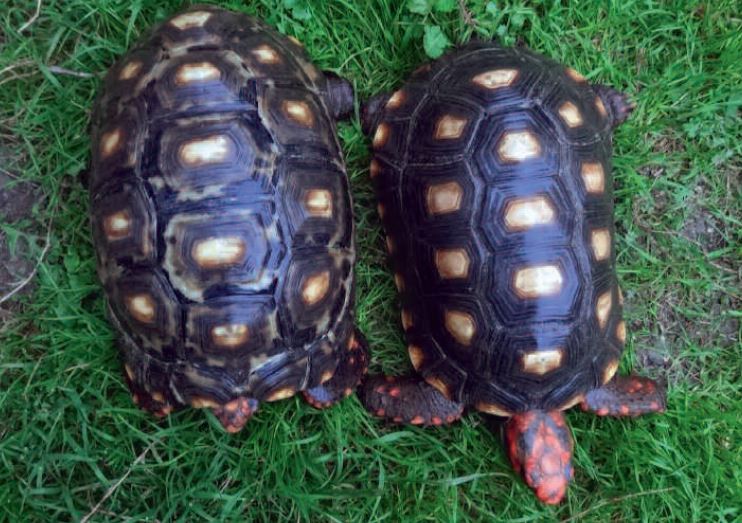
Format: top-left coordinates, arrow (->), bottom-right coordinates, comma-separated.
252,45 -> 281,64
394,273 -> 404,291
503,195 -> 556,231
124,364 -> 135,381
301,271 -> 330,306
558,394 -> 585,411
566,67 -> 586,83
211,324 -> 250,348
125,293 -> 156,324
472,68 -> 518,89
191,236 -> 246,269
170,11 -> 212,30
100,128 -> 123,158
476,401 -> 511,417
283,100 -> 314,126
179,135 -> 231,165
372,123 -> 390,149
320,369 -> 334,383
513,264 -> 564,298
596,290 -> 613,330
580,161 -> 605,194
591,228 -> 612,261
616,321 -> 627,344
175,62 -> 221,85
434,248 -> 470,279
444,309 -> 476,346
426,376 -> 452,400
595,96 -> 608,118
426,181 -> 463,215
408,345 -> 424,370
401,309 -> 413,331
103,210 -> 132,241
266,387 -> 296,402
304,189 -> 332,217
558,101 -> 583,128
522,349 -> 564,375
369,159 -> 380,178
434,115 -> 468,140
602,359 -> 619,385
497,130 -> 541,162
119,61 -> 143,80
386,90 -> 406,109
190,396 -> 220,409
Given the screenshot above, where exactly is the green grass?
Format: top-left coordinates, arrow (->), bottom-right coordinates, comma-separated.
1,0 -> 740,521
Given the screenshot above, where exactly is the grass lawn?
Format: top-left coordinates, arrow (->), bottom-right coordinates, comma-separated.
1,0 -> 740,521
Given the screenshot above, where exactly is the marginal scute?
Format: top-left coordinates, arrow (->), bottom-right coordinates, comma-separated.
558,101 -> 583,128
190,396 -> 219,409
497,130 -> 541,162
472,68 -> 518,89
175,62 -> 221,85
211,324 -> 250,348
558,394 -> 585,411
434,115 -> 468,140
595,291 -> 613,330
125,293 -> 156,324
434,248 -> 470,279
513,264 -> 564,298
283,100 -> 314,127
170,11 -> 212,30
522,349 -> 564,375
179,135 -> 231,166
191,236 -> 247,269
301,271 -> 331,306
103,210 -> 132,240
580,161 -> 605,194
444,309 -> 476,345
503,195 -> 556,231
426,181 -> 463,215
591,228 -> 611,261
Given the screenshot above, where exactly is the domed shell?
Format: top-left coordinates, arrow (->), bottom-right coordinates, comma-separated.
367,42 -> 625,414
89,6 -> 357,410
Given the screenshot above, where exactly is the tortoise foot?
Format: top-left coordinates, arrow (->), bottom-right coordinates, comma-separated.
213,397 -> 259,433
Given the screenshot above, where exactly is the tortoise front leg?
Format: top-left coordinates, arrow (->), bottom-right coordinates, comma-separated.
303,328 -> 369,409
581,375 -> 666,417
360,375 -> 464,426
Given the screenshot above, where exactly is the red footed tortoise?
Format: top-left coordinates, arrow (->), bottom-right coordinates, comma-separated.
89,6 -> 368,433
360,41 -> 665,504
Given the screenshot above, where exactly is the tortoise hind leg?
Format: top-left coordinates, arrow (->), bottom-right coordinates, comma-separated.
504,410 -> 574,505
581,375 -> 666,417
323,71 -> 355,120
123,365 -> 175,419
360,375 -> 464,426
593,84 -> 635,128
303,328 -> 369,409
360,92 -> 391,135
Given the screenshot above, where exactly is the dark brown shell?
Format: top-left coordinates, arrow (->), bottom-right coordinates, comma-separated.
368,42 -> 626,414
89,6 -> 356,408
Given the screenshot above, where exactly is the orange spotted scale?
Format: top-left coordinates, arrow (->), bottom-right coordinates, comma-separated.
360,40 -> 664,505
88,5 -> 366,432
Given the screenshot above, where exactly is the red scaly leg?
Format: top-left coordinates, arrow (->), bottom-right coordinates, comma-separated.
581,375 -> 666,417
505,410 -> 574,505
212,397 -> 259,433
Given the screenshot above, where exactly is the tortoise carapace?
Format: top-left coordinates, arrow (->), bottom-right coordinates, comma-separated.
360,41 -> 665,504
89,5 -> 368,432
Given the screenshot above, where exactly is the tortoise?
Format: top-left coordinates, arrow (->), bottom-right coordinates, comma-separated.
359,41 -> 666,504
88,5 -> 368,433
